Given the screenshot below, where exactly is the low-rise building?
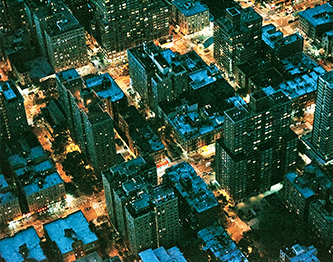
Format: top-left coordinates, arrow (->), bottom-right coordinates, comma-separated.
170,0 -> 209,35
262,24 -> 303,60
0,227 -> 47,262
163,161 -> 219,230
44,211 -> 99,261
5,134 -> 66,214
158,92 -> 240,153
20,171 -> 66,214
0,174 -> 22,223
198,223 -> 249,262
280,244 -> 320,262
299,3 -> 333,42
139,246 -> 187,262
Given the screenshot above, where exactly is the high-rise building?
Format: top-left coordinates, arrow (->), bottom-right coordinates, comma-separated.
125,184 -> 179,254
215,90 -> 297,201
28,0 -> 88,71
0,81 -> 28,142
102,163 -> 179,254
92,0 -> 169,60
214,7 -> 262,76
56,69 -> 117,173
311,70 -> 333,161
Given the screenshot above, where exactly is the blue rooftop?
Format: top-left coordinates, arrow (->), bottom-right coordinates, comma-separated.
139,246 -> 187,262
164,162 -> 218,213
23,172 -> 64,196
286,172 -> 315,199
0,81 -> 19,101
0,227 -> 46,262
0,175 -> 9,190
44,211 -> 98,254
56,68 -> 80,82
85,73 -> 125,102
172,0 -> 208,17
299,3 -> 333,27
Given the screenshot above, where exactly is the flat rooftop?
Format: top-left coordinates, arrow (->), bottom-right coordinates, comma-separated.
164,161 -> 218,213
320,70 -> 333,88
23,171 -> 64,196
85,73 -> 125,102
56,68 -> 81,82
299,3 -> 333,27
0,227 -> 46,262
139,246 -> 187,262
172,0 -> 208,17
198,223 -> 248,262
189,67 -> 218,90
0,81 -> 22,102
44,211 -> 98,254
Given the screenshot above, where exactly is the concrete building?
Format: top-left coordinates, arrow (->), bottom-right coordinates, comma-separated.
198,223 -> 249,262
139,246 -> 187,262
312,70 -> 333,161
85,73 -> 128,126
5,134 -> 66,214
30,0 -> 88,71
102,156 -> 157,229
163,161 -> 218,230
0,81 -> 28,143
21,171 -> 66,214
299,3 -> 333,42
118,106 -> 165,163
0,227 -> 47,262
92,0 -> 169,61
56,69 -> 117,172
0,1 -> 8,34
280,244 -> 320,262
102,159 -> 178,254
128,42 -> 189,112
214,7 -> 262,76
322,30 -> 333,56
282,172 -> 315,220
0,174 -> 22,223
308,197 -> 333,247
281,164 -> 332,221
158,80 -> 236,153
262,24 -> 303,60
125,184 -> 179,254
44,211 -> 99,261
170,0 -> 209,35
216,90 -> 298,201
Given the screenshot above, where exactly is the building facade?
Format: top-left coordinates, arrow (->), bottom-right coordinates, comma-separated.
0,81 -> 28,143
30,0 -> 88,71
92,0 -> 169,60
170,0 -> 209,35
216,90 -> 298,201
56,69 -> 117,172
311,70 -> 333,161
299,3 -> 333,42
125,185 -> 179,254
0,175 -> 22,223
214,7 -> 262,76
